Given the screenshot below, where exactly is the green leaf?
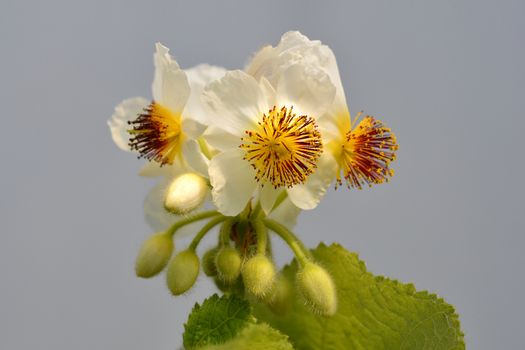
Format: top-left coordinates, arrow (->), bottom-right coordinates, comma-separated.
183,294 -> 252,349
197,323 -> 294,350
252,243 -> 465,350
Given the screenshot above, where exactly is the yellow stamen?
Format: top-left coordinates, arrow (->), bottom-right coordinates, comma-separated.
127,102 -> 184,166
337,112 -> 398,189
240,106 -> 322,188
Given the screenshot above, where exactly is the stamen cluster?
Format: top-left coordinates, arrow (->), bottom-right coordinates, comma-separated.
240,106 -> 322,188
128,102 -> 183,166
338,114 -> 398,189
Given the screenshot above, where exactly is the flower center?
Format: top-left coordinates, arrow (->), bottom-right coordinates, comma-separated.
127,102 -> 183,166
240,106 -> 322,188
338,113 -> 398,189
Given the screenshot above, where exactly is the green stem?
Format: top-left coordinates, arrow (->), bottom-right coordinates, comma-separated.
219,218 -> 236,246
251,201 -> 263,219
165,210 -> 220,237
189,216 -> 227,251
263,218 -> 310,267
252,219 -> 268,255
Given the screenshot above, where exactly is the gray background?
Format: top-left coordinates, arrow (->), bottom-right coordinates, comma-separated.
1,0 -> 523,349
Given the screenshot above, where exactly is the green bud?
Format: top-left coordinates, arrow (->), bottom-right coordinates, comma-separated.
265,274 -> 293,315
166,249 -> 200,295
202,247 -> 219,277
135,232 -> 173,278
164,173 -> 208,215
296,262 -> 337,316
242,255 -> 275,298
215,247 -> 242,283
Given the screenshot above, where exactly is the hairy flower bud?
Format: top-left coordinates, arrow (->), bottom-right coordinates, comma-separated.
164,173 -> 208,215
215,247 -> 242,283
242,255 -> 276,297
296,262 -> 337,316
202,247 -> 219,277
166,249 -> 200,295
135,232 -> 173,278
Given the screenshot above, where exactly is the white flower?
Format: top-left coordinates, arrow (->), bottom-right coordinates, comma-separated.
247,31 -> 398,190
202,66 -> 337,216
108,43 -> 226,178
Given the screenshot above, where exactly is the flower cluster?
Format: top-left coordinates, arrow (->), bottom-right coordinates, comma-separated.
108,31 -> 398,316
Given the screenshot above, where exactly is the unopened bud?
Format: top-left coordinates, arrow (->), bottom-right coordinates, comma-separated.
265,274 -> 293,315
296,263 -> 337,316
202,247 -> 219,277
242,255 -> 275,298
135,232 -> 173,278
164,173 -> 208,215
215,247 -> 242,283
166,249 -> 200,295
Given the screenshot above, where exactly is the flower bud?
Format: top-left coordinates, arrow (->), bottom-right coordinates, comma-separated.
265,274 -> 293,315
164,173 -> 208,215
166,249 -> 200,295
135,232 -> 173,278
242,255 -> 275,298
215,247 -> 242,283
202,247 -> 219,277
296,263 -> 337,316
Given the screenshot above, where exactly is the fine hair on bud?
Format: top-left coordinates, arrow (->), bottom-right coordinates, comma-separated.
202,247 -> 219,277
242,254 -> 276,298
215,247 -> 242,283
264,274 -> 293,315
164,173 -> 208,215
166,249 -> 200,295
296,262 -> 337,316
135,232 -> 173,278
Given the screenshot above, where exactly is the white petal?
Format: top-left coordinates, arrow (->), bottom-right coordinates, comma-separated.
152,43 -> 190,113
182,117 -> 207,139
277,31 -> 315,50
259,185 -> 281,214
287,152 -> 337,210
245,45 -> 276,81
184,64 -> 227,124
203,127 -> 241,153
202,70 -> 269,135
138,158 -> 186,178
268,197 -> 301,229
144,178 -> 205,237
259,76 -> 276,108
107,97 -> 149,151
182,139 -> 209,177
208,149 -> 257,216
275,63 -> 336,119
144,179 -> 177,231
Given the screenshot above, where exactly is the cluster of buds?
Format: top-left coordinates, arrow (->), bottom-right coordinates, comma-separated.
134,172 -> 337,316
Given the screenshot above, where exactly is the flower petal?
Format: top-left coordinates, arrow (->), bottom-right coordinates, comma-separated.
144,178 -> 205,236
182,139 -> 209,177
287,152 -> 337,210
268,197 -> 301,229
138,157 -> 185,178
184,64 -> 227,124
275,63 -> 336,119
208,149 -> 257,216
182,117 -> 207,139
144,179 -> 177,231
203,126 -> 241,153
247,31 -> 349,114
152,43 -> 190,113
202,70 -> 269,135
107,97 -> 149,151
259,185 -> 281,214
